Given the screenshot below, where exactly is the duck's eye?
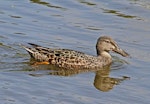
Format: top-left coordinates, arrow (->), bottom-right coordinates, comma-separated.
105,40 -> 110,43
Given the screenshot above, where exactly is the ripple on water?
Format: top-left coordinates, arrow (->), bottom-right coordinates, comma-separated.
1,0 -> 150,104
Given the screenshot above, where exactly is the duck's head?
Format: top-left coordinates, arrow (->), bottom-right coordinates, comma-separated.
96,36 -> 129,58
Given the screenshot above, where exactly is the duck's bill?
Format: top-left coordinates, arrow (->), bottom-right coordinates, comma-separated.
113,48 -> 129,57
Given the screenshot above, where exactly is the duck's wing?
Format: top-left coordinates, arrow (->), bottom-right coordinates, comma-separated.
28,43 -> 42,47
22,43 -> 87,62
22,43 -> 104,69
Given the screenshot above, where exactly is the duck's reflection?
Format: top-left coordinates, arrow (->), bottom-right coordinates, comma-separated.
28,64 -> 129,92
94,66 -> 129,92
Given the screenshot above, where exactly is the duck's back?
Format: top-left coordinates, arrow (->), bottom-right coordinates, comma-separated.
24,45 -> 109,69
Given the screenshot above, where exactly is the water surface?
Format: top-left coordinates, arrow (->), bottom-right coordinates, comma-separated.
0,0 -> 150,104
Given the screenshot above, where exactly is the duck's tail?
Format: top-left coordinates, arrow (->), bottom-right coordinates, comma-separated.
20,43 -> 36,58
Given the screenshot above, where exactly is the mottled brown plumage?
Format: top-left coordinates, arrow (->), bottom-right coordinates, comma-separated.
22,36 -> 129,70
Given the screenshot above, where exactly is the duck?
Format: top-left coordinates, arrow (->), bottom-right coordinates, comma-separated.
22,36 -> 129,70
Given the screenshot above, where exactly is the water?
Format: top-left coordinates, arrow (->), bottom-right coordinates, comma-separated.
0,0 -> 150,104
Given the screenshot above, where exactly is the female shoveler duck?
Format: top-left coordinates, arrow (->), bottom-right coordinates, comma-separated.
22,36 -> 129,70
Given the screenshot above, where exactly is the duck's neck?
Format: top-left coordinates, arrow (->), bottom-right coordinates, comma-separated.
97,51 -> 112,60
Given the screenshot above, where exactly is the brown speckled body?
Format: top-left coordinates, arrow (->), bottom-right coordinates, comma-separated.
22,36 -> 129,70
